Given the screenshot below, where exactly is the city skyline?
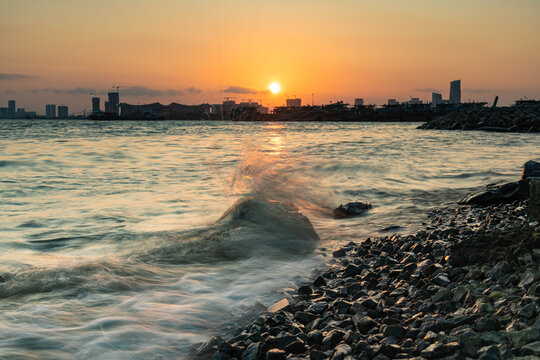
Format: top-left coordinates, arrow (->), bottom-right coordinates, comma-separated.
1,0 -> 540,113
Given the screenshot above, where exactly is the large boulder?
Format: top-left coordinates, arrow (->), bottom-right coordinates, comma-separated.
333,201 -> 372,219
458,181 -> 529,206
522,160 -> 540,180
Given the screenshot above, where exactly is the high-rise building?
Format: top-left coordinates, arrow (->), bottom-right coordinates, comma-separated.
286,98 -> 301,107
92,97 -> 100,113
354,98 -> 364,106
432,92 -> 442,107
45,104 -> 56,118
449,80 -> 461,104
8,100 -> 16,114
58,105 -> 68,118
108,92 -> 119,115
388,99 -> 399,106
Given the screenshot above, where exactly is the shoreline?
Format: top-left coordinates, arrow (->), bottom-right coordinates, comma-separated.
192,170 -> 540,359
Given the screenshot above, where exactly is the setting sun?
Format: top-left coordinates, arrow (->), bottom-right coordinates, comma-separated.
269,82 -> 281,94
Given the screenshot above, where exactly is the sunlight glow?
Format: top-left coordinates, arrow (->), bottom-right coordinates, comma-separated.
269,82 -> 281,94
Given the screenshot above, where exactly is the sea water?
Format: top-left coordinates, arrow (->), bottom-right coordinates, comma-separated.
1,120 -> 539,359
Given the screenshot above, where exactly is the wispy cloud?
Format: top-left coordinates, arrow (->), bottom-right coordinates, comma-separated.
223,86 -> 258,94
0,73 -> 38,80
23,86 -> 203,97
413,88 -> 440,93
463,88 -> 491,94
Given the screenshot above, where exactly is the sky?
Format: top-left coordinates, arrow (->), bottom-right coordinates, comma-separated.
1,0 -> 539,113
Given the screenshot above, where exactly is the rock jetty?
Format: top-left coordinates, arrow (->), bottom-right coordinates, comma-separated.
418,102 -> 540,133
191,164 -> 540,360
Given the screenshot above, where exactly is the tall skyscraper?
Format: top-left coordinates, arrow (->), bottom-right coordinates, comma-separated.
92,97 -> 100,113
108,92 -> 119,115
432,92 -> 442,107
45,104 -> 56,118
8,100 -> 16,114
58,105 -> 68,118
449,80 -> 461,104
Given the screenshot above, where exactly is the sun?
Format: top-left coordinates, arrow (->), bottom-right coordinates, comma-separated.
269,82 -> 281,94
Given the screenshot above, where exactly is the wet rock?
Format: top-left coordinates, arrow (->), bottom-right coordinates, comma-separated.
521,341 -> 540,356
310,349 -> 328,360
321,329 -> 345,350
265,335 -> 298,350
307,330 -> 323,345
313,276 -> 327,287
268,299 -> 290,313
331,343 -> 352,360
458,181 -> 527,206
382,325 -> 406,339
507,327 -> 540,347
242,342 -> 265,360
518,303 -> 536,319
283,340 -> 305,354
352,315 -> 377,333
333,202 -> 372,219
298,285 -> 313,296
306,302 -> 328,314
295,312 -> 316,325
332,249 -> 346,258
522,160 -> 540,180
265,348 -> 286,360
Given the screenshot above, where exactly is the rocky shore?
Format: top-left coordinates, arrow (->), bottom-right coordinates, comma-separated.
418,102 -> 540,133
191,167 -> 540,360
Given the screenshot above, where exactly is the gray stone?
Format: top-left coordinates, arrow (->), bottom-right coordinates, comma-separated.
333,202 -> 372,219
521,341 -> 540,356
242,342 -> 265,360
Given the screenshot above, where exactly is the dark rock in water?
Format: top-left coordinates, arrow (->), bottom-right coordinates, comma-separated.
458,181 -> 528,206
298,285 -> 313,296
522,160 -> 540,180
332,249 -> 346,258
333,202 -> 372,219
378,225 -> 402,233
313,275 -> 327,287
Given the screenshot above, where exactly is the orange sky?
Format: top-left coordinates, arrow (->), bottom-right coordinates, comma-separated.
1,0 -> 539,113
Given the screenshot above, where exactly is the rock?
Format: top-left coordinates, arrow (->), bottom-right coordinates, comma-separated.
522,160 -> 540,180
310,349 -> 328,360
332,249 -> 346,258
382,325 -> 406,339
475,315 -> 500,332
331,343 -> 352,360
476,344 -> 502,360
283,340 -> 305,354
242,342 -> 265,360
306,302 -> 328,314
507,327 -> 540,347
519,271 -> 536,288
265,348 -> 286,360
521,341 -> 540,356
313,276 -> 327,287
459,334 -> 482,357
486,260 -> 511,279
298,285 -> 313,296
295,312 -> 316,325
268,299 -> 290,313
529,178 -> 540,220
321,329 -> 345,350
333,202 -> 372,219
421,342 -> 453,359
458,181 -> 528,206
518,303 -> 536,319
352,315 -> 377,333
265,335 -> 298,350
307,330 -> 324,345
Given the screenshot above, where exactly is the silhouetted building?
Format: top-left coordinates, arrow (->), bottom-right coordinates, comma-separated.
286,98 -> 301,107
8,100 -> 15,114
107,92 -> 119,115
45,104 -> 56,118
388,99 -> 398,106
92,97 -> 100,113
354,98 -> 364,106
450,80 -> 461,104
58,105 -> 68,118
432,92 -> 442,107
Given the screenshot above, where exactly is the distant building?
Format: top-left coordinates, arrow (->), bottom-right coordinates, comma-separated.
92,97 -> 100,113
286,98 -> 301,108
107,92 -> 119,115
408,97 -> 422,105
450,80 -> 461,104
16,108 -> 25,115
45,104 -> 56,118
432,92 -> 442,107
8,100 -> 16,114
354,98 -> 364,106
58,105 -> 68,118
388,99 -> 399,106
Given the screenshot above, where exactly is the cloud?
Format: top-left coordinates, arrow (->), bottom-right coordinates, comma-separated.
223,86 -> 258,94
186,86 -> 202,94
413,88 -> 440,93
463,88 -> 491,94
0,73 -> 38,80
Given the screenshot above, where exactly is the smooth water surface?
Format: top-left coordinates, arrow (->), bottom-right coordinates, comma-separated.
1,120 -> 539,359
